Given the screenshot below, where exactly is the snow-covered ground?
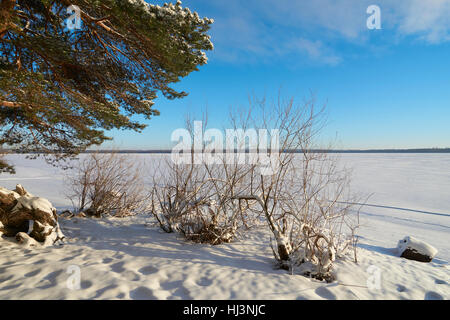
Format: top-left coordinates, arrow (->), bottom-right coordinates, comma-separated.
0,154 -> 448,300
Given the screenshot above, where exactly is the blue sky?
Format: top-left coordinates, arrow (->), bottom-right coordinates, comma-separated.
105,0 -> 450,150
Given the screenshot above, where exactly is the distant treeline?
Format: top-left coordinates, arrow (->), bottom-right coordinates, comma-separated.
3,148 -> 450,154
80,148 -> 450,154
309,148 -> 450,154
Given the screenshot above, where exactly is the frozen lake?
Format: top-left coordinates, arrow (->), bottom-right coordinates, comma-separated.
2,153 -> 449,213
1,153 -> 449,260
0,153 -> 448,300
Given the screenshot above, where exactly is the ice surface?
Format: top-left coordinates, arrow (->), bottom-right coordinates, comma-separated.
0,154 -> 448,300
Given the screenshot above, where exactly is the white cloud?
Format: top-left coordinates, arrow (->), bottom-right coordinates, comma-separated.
394,0 -> 450,43
255,0 -> 369,40
285,38 -> 342,65
202,1 -> 344,65
252,0 -> 450,44
192,0 -> 450,64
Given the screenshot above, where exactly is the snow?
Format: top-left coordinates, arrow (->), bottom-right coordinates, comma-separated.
0,187 -> 20,200
12,196 -> 55,215
15,232 -> 39,248
0,153 -> 448,300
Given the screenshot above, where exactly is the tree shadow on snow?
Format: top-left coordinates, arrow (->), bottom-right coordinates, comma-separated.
59,217 -> 280,276
357,243 -> 397,257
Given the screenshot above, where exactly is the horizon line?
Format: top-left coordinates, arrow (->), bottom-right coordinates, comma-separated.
4,147 -> 450,154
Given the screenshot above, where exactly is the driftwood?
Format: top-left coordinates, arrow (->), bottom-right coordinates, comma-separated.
0,185 -> 64,245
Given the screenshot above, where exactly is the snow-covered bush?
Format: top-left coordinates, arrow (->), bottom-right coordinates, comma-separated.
150,157 -> 254,245
150,112 -> 260,244
150,94 -> 361,280
230,95 -> 361,281
0,150 -> 15,174
66,152 -> 148,217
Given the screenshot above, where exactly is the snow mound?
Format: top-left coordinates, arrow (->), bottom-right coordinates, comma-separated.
12,196 -> 54,215
12,197 -> 55,214
397,236 -> 438,262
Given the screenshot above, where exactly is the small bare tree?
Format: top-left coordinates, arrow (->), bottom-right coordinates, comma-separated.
149,94 -> 361,280
149,112 -> 259,244
66,152 -> 148,217
150,159 -> 251,243
228,95 -> 361,281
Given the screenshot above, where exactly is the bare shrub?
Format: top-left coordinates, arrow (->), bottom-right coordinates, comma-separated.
149,94 -> 361,280
66,152 -> 148,217
150,155 -> 256,244
150,113 -> 259,244
0,149 -> 15,174
231,95 -> 361,281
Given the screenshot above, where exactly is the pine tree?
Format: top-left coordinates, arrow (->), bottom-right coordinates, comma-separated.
0,0 -> 213,169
